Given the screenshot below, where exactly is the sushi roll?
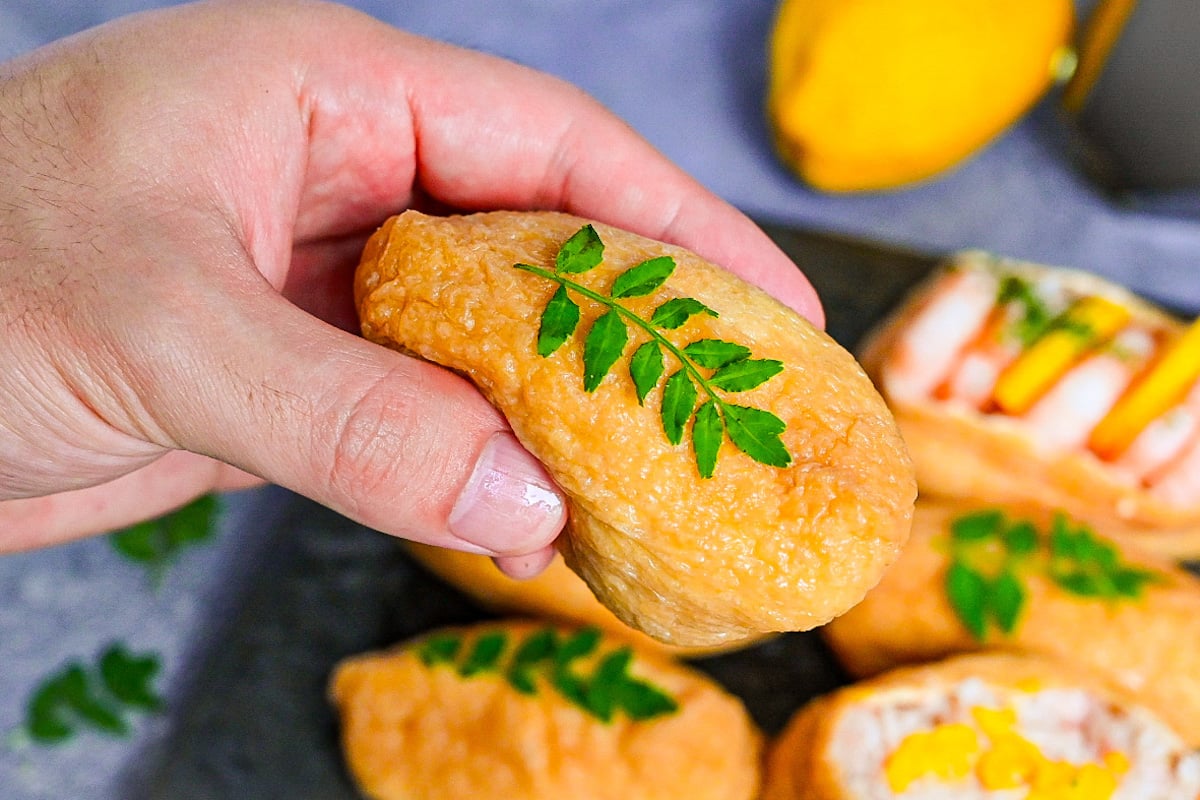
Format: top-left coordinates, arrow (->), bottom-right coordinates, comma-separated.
860,251 -> 1200,558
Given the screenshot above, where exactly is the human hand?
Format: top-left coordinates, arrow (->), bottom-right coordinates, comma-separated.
0,0 -> 822,574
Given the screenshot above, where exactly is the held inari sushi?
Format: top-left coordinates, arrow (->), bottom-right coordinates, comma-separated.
822,498 -> 1200,745
404,542 -> 766,657
330,620 -> 762,800
763,652 -> 1200,800
859,251 -> 1200,558
355,210 -> 914,647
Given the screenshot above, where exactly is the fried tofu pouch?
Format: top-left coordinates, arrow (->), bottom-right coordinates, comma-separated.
763,652 -> 1200,800
355,210 -> 914,647
404,542 -> 764,657
329,620 -> 762,800
860,252 -> 1200,558
823,498 -> 1200,745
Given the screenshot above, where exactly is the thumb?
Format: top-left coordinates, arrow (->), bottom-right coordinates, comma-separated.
160,290 -> 566,561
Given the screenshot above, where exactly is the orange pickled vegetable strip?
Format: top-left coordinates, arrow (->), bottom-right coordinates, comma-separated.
1090,316 -> 1200,459
993,296 -> 1131,414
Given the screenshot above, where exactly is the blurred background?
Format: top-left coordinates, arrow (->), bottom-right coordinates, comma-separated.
1,1 -> 1197,798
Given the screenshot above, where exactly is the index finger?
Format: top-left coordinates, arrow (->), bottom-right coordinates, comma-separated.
284,4 -> 824,326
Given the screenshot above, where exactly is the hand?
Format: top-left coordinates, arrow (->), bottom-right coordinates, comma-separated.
0,0 -> 822,574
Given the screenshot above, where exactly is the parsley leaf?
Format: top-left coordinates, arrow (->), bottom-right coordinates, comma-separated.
629,341 -> 665,406
651,298 -> 717,329
692,400 -> 724,479
25,645 -> 163,745
582,310 -> 628,392
537,284 -> 581,357
110,494 -> 218,577
555,224 -> 604,274
513,226 -> 791,477
610,256 -> 675,299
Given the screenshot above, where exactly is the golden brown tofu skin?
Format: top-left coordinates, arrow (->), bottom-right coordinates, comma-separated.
860,251 -> 1200,559
404,542 -> 766,658
823,498 -> 1200,745
763,653 -> 1200,800
355,210 -> 914,646
330,621 -> 762,800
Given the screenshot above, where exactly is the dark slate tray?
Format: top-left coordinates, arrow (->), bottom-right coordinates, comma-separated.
119,224 -> 943,799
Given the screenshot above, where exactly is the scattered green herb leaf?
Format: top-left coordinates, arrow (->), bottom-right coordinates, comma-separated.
651,298 -> 717,330
418,626 -> 678,724
459,631 -> 508,677
997,274 -> 1054,347
513,226 -> 791,477
629,341 -> 665,406
538,285 -> 581,357
708,358 -> 785,393
582,309 -> 628,392
945,561 -> 988,640
25,644 -> 163,745
660,369 -> 698,446
692,400 -> 724,480
723,405 -> 791,468
942,509 -> 1166,641
556,224 -> 605,274
418,634 -> 463,667
610,256 -> 675,299
109,494 -> 219,578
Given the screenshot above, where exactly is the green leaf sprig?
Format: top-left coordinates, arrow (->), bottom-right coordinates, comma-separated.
514,225 -> 790,478
943,509 -> 1164,641
24,644 -> 163,745
417,626 -> 678,723
109,494 -> 219,580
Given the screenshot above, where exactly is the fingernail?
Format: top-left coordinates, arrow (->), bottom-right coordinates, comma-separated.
448,432 -> 565,554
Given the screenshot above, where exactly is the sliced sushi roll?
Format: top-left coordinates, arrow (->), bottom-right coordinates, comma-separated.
763,653 -> 1200,800
822,499 -> 1200,745
860,251 -> 1200,558
330,620 -> 762,800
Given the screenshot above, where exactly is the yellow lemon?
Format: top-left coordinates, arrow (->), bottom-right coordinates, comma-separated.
767,0 -> 1074,192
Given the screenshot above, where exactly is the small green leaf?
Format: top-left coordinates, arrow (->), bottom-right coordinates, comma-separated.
459,632 -> 508,677
1109,567 -> 1161,599
506,628 -> 559,695
585,648 -> 632,723
611,256 -> 675,299
537,285 -> 581,356
109,520 -> 165,564
110,495 -> 220,575
26,675 -> 76,744
988,570 -> 1025,635
629,341 -> 665,406
946,561 -> 988,640
708,358 -> 784,392
556,627 -> 602,664
723,405 -> 791,468
582,310 -> 628,392
950,509 -> 1004,543
418,634 -> 463,667
1052,570 -> 1106,598
1002,521 -> 1039,556
99,645 -> 163,712
553,628 -> 602,710
556,224 -> 604,274
682,339 -> 752,369
615,678 -> 679,721
163,494 -> 217,546
692,401 -> 723,479
650,298 -> 717,329
660,370 -> 697,446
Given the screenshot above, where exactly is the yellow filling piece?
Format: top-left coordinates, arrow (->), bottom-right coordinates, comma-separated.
884,704 -> 1130,798
993,295 -> 1132,415
1090,316 -> 1200,459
